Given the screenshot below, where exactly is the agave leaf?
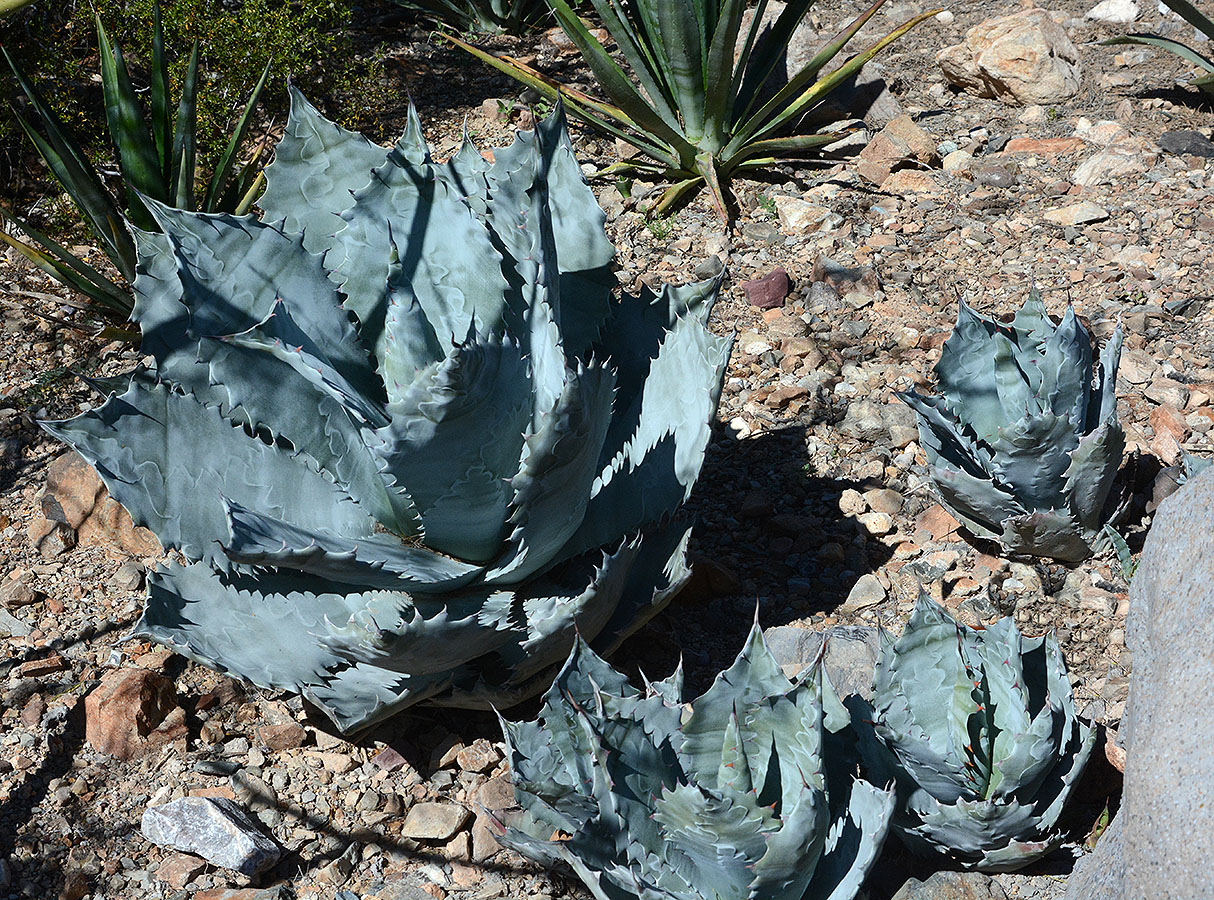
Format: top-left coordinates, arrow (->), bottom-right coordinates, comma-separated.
41,378 -> 375,568
984,410 -> 1079,511
1103,33 -> 1214,75
801,779 -> 895,900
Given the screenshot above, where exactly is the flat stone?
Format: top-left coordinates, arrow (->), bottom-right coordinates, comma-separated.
0,573 -> 42,609
1043,201 -> 1108,226
741,268 -> 791,309
775,197 -> 832,232
156,852 -> 207,889
455,739 -> 501,774
1074,136 -> 1156,187
401,802 -> 471,841
892,870 -> 1008,899
1144,378 -> 1190,409
1003,137 -> 1084,156
763,624 -> 880,699
1159,129 -> 1214,158
142,797 -> 281,876
839,573 -> 887,613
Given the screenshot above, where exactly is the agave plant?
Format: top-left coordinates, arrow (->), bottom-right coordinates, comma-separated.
899,293 -> 1125,562
498,621 -> 895,900
849,597 -> 1095,872
1103,0 -> 1214,96
389,0 -> 549,34
449,0 -> 937,219
41,90 -> 733,733
0,0 -> 269,318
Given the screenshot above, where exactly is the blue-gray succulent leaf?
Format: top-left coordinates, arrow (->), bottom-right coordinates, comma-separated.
934,299 -> 1006,439
1008,289 -> 1053,350
996,511 -> 1093,563
1035,306 -> 1092,425
259,87 -> 388,255
41,378 -> 374,569
1063,419 -> 1126,539
374,330 -> 533,563
801,779 -> 895,900
983,410 -> 1079,511
1086,324 -> 1123,429
221,499 -> 483,589
486,362 -> 617,584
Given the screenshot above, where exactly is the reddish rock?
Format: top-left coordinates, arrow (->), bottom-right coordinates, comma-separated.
915,504 -> 962,542
0,572 -> 42,608
157,853 -> 207,889
1003,137 -> 1085,156
40,451 -> 161,559
1149,404 -> 1191,444
258,722 -> 307,752
27,515 -> 75,558
370,745 -> 409,772
19,654 -> 68,676
741,268 -> 791,309
84,667 -> 187,761
20,693 -> 45,728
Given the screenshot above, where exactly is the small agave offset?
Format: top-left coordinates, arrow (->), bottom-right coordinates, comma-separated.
850,598 -> 1095,872
43,90 -> 733,733
900,294 -> 1124,562
498,624 -> 895,900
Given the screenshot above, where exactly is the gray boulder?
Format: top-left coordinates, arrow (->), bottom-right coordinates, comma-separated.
142,796 -> 281,876
1067,467 -> 1214,899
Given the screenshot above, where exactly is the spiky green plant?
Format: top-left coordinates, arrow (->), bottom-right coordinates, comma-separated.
1102,0 -> 1214,96
0,0 -> 269,319
449,0 -> 938,220
41,91 -> 733,734
389,0 -> 549,34
899,294 -> 1124,562
498,622 -> 895,900
849,597 -> 1095,872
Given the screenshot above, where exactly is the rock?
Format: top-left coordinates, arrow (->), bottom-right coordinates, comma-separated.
1145,378 -> 1190,409
257,721 -> 307,751
0,572 -> 42,608
892,870 -> 1008,899
110,561 -> 145,591
1158,129 -> 1214,157
840,399 -> 887,442
1043,201 -> 1109,226
456,739 -> 501,774
915,504 -> 962,542
823,63 -> 906,128
775,197 -> 831,232
811,255 -> 879,298
156,852 -> 207,889
142,797 -> 281,876
882,170 -> 939,194
1115,466 -> 1214,898
41,451 -> 161,558
84,667 -> 187,761
194,887 -> 291,900
839,573 -> 886,613
943,149 -> 973,173
937,8 -> 1082,105
401,802 -> 471,840
1085,0 -> 1139,23
864,488 -> 904,515
1073,135 -> 1157,186
0,606 -> 30,638
1065,810 -> 1124,900
763,625 -> 880,699
27,515 -> 75,558
741,268 -> 791,309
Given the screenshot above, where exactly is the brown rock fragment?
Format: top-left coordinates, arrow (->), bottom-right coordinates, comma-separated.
84,667 -> 187,761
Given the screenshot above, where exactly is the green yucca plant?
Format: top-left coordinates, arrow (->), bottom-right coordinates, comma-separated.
449,0 -> 937,220
0,0 -> 269,319
498,621 -> 895,900
42,91 -> 733,734
850,597 -> 1096,872
1103,0 -> 1214,95
900,293 -> 1125,562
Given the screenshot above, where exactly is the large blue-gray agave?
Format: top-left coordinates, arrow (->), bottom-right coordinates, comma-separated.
497,623 -> 896,900
900,294 -> 1124,562
42,90 -> 733,733
850,598 -> 1095,872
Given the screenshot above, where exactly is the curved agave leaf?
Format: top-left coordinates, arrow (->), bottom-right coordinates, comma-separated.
901,293 -> 1123,561
856,597 -> 1094,871
499,624 -> 892,900
44,94 -> 730,733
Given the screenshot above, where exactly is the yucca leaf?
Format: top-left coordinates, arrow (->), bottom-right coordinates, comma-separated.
732,7 -> 940,150
1101,33 -> 1214,76
97,18 -> 167,225
169,43 -> 201,211
0,212 -> 132,315
149,0 -> 173,173
204,56 -> 271,212
732,0 -> 816,124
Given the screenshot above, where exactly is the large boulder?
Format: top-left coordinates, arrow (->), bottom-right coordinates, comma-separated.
937,8 -> 1081,106
1068,467 -> 1214,899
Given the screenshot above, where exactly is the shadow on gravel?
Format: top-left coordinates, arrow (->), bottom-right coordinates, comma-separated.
612,423 -> 894,695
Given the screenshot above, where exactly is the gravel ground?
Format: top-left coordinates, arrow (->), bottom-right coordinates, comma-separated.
1,0 -> 1212,897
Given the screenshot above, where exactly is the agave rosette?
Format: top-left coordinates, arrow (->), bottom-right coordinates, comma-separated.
43,90 -> 733,733
850,597 -> 1095,872
499,623 -> 895,900
900,294 -> 1124,562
